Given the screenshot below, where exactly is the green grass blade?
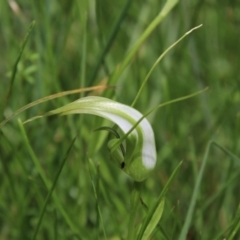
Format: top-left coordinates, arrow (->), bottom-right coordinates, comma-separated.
17,119 -> 80,235
212,142 -> 240,165
0,132 -> 17,199
178,140 -> 240,240
1,21 -> 35,120
32,135 -> 78,240
137,161 -> 182,240
127,182 -> 142,240
107,0 -> 178,87
141,198 -> 165,240
200,171 -> 240,213
194,141 -> 240,240
140,197 -> 171,240
228,204 -> 240,240
0,85 -> 113,128
212,205 -> 240,240
79,11 -> 87,97
86,156 -> 107,240
89,0 -> 133,86
140,199 -> 170,240
131,24 -> 202,107
178,142 -> 212,240
18,119 -> 50,187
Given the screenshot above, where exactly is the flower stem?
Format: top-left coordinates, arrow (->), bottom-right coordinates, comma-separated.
127,181 -> 142,240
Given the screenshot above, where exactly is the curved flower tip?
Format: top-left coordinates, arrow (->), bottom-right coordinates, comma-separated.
47,96 -> 157,181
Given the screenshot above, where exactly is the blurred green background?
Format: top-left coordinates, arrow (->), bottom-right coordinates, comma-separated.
0,0 -> 240,239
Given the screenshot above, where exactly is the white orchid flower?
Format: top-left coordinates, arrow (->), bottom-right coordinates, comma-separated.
40,96 -> 157,182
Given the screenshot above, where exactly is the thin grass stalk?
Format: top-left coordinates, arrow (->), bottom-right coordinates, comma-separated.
140,199 -> 171,240
87,157 -> 107,240
127,182 -> 142,240
228,205 -> 240,240
18,119 -> 80,235
0,133 -> 16,199
79,12 -> 87,98
131,25 -> 202,107
88,0 -> 133,86
32,135 -> 78,240
107,0 -> 178,88
54,210 -> 58,240
137,161 -> 182,240
200,171 -> 240,214
0,85 -> 112,128
1,21 -> 35,120
178,141 -> 212,240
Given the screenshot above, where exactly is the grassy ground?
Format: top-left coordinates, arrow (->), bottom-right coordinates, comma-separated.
0,0 -> 240,239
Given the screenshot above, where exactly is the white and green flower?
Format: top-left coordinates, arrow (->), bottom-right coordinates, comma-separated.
44,96 -> 157,182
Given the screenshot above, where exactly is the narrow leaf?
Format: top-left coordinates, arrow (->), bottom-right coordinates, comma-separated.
226,205 -> 240,240
107,0 -> 178,87
141,198 -> 165,240
179,141 -> 240,240
137,161 -> 182,240
32,135 -> 78,240
2,21 -> 35,119
18,119 -> 80,235
132,24 -> 202,107
0,85 -> 113,128
89,0 -> 133,86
